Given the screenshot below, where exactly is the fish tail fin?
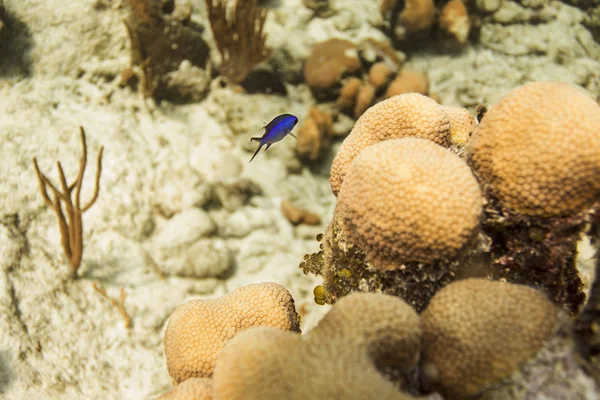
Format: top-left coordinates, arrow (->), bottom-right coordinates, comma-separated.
250,137 -> 262,142
249,144 -> 263,163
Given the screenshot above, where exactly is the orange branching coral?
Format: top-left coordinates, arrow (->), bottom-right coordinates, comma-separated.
92,282 -> 132,329
32,127 -> 103,279
205,0 -> 270,84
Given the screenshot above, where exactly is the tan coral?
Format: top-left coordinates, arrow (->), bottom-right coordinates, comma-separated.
384,68 -> 429,99
441,106 -> 476,146
467,81 -> 600,217
330,93 -> 451,196
303,39 -> 361,90
212,292 -> 421,400
338,77 -> 362,110
335,138 -> 482,269
401,0 -> 436,33
296,117 -> 321,160
157,378 -> 213,400
163,282 -> 301,384
368,62 -> 394,90
439,0 -> 471,44
280,200 -> 321,226
420,278 -> 559,399
353,83 -> 376,118
296,106 -> 333,161
309,105 -> 334,137
359,38 -> 405,68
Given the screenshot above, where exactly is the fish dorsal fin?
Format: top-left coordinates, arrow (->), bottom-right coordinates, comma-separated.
264,114 -> 290,132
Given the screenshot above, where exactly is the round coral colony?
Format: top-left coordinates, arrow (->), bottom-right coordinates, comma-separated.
163,282 -> 300,385
467,81 -> 600,218
212,292 -> 422,400
335,138 -> 482,269
420,279 -> 561,399
330,92 -> 452,196
318,137 -> 484,311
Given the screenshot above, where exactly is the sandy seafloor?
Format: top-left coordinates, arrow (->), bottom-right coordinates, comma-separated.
0,0 -> 598,398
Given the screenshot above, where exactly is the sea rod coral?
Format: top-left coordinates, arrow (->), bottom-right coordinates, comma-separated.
205,0 -> 270,84
32,126 -> 103,279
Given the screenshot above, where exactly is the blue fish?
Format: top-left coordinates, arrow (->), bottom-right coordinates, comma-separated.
249,114 -> 299,163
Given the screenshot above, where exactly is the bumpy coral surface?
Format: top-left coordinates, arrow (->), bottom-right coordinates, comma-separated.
163,282 -> 301,384
157,377 -> 213,400
467,81 -> 600,217
212,292 -> 421,400
442,105 -> 476,146
384,68 -> 429,99
335,138 -> 482,269
330,93 -> 450,195
420,278 -> 559,399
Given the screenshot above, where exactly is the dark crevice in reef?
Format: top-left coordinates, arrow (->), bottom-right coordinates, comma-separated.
0,3 -> 34,78
481,191 -> 591,315
574,209 -> 600,380
301,221 -> 469,313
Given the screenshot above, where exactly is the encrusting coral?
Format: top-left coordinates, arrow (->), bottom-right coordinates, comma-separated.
336,64 -> 434,121
307,138 -> 483,311
467,81 -> 600,313
163,282 -> 301,384
330,93 -> 452,196
211,292 -> 422,400
421,278 -> 596,399
295,105 -> 334,161
32,126 -> 103,279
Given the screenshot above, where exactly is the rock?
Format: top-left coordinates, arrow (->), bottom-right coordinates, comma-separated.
154,208 -> 216,248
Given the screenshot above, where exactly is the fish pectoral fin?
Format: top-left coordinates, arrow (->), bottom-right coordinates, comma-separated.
288,132 -> 298,139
